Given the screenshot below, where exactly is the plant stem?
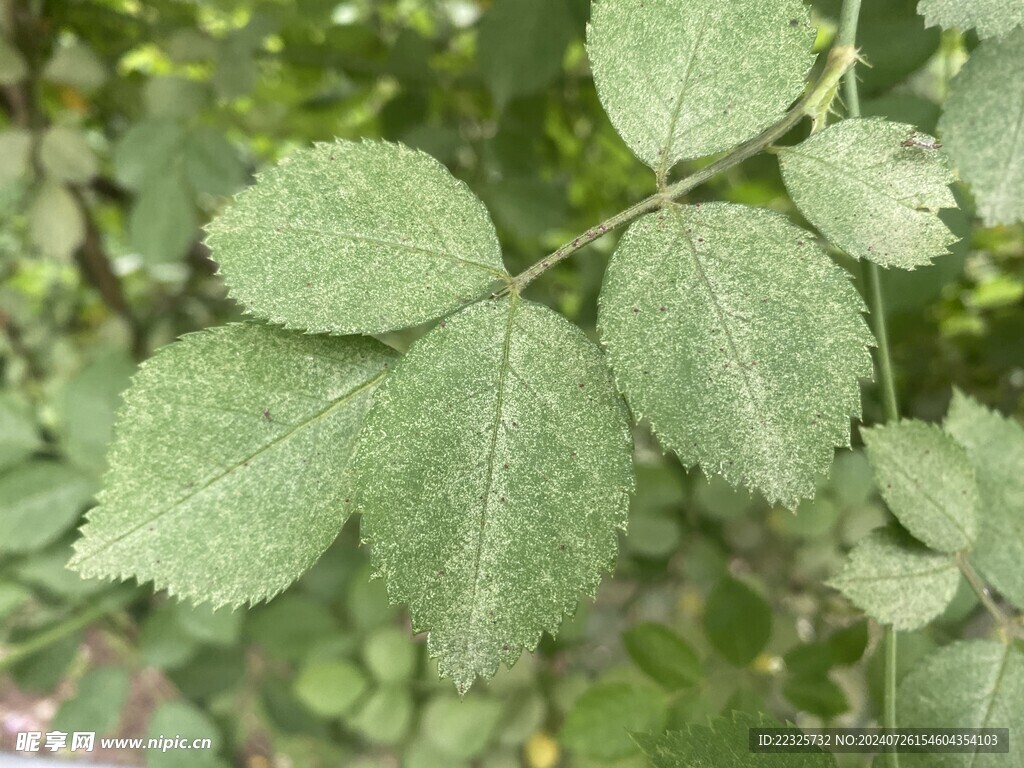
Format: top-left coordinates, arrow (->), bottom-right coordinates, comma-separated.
956,553 -> 1024,641
0,588 -> 134,673
506,44 -> 858,293
838,0 -> 901,762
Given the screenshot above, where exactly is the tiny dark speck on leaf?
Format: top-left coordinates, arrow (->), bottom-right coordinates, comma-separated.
502,463 -> 509,469
502,644 -> 509,651
789,18 -> 800,26
512,421 -> 518,427
632,307 -> 640,313
263,409 -> 272,422
559,544 -> 566,551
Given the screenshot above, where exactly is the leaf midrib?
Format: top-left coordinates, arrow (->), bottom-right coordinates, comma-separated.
783,147 -> 943,215
72,369 -> 388,564
656,3 -> 714,179
463,296 -> 518,666
881,444 -> 973,545
215,221 -> 508,278
969,643 -> 1012,768
672,206 -> 771,435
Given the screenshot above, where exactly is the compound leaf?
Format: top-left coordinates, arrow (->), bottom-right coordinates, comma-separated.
351,296 -> 633,693
898,641 -> 1024,768
828,527 -> 959,630
633,711 -> 836,767
779,118 -> 957,269
938,29 -> 1024,226
206,140 -> 509,335
918,0 -> 1024,39
944,391 -> 1024,610
70,322 -> 396,607
862,420 -> 979,553
587,0 -> 815,174
599,202 -> 873,507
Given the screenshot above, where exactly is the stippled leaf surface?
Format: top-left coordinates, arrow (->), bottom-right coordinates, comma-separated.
351,296 -> 633,693
828,527 -> 959,630
634,712 -> 836,767
70,322 -> 396,607
599,202 -> 873,507
862,420 -> 978,553
898,641 -> 1024,768
944,391 -> 1024,610
918,0 -> 1024,39
587,0 -> 815,174
938,29 -> 1024,226
206,140 -> 509,335
779,118 -> 957,268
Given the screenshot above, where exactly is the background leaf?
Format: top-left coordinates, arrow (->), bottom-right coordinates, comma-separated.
944,391 -> 1024,610
898,641 -> 1024,768
780,118 -> 956,269
862,420 -> 978,553
633,711 -> 836,767
829,527 -> 959,630
71,323 -> 396,606
703,575 -> 773,666
0,393 -> 40,472
918,0 -> 1024,39
39,125 -> 99,184
561,682 -> 666,761
476,0 -> 574,108
938,29 -> 1024,226
206,139 -> 509,335
0,460 -> 95,554
599,203 -> 873,507
352,296 -> 633,693
622,622 -> 702,690
587,0 -> 815,172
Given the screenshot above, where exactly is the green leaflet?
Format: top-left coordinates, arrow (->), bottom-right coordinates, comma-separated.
39,126 -> 99,184
703,576 -> 773,666
599,202 -> 873,507
477,0 -> 575,107
70,323 -> 396,607
351,296 -> 633,693
944,391 -> 1024,611
587,0 -> 815,174
206,140 -> 510,335
918,0 -> 1024,39
938,29 -> 1024,226
862,420 -> 978,553
828,527 -> 959,630
0,460 -> 96,554
28,180 -> 85,260
622,622 -> 702,690
898,641 -> 1024,768
0,393 -> 40,472
633,712 -> 836,767
128,171 -> 197,265
561,682 -> 667,761
779,118 -> 957,269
